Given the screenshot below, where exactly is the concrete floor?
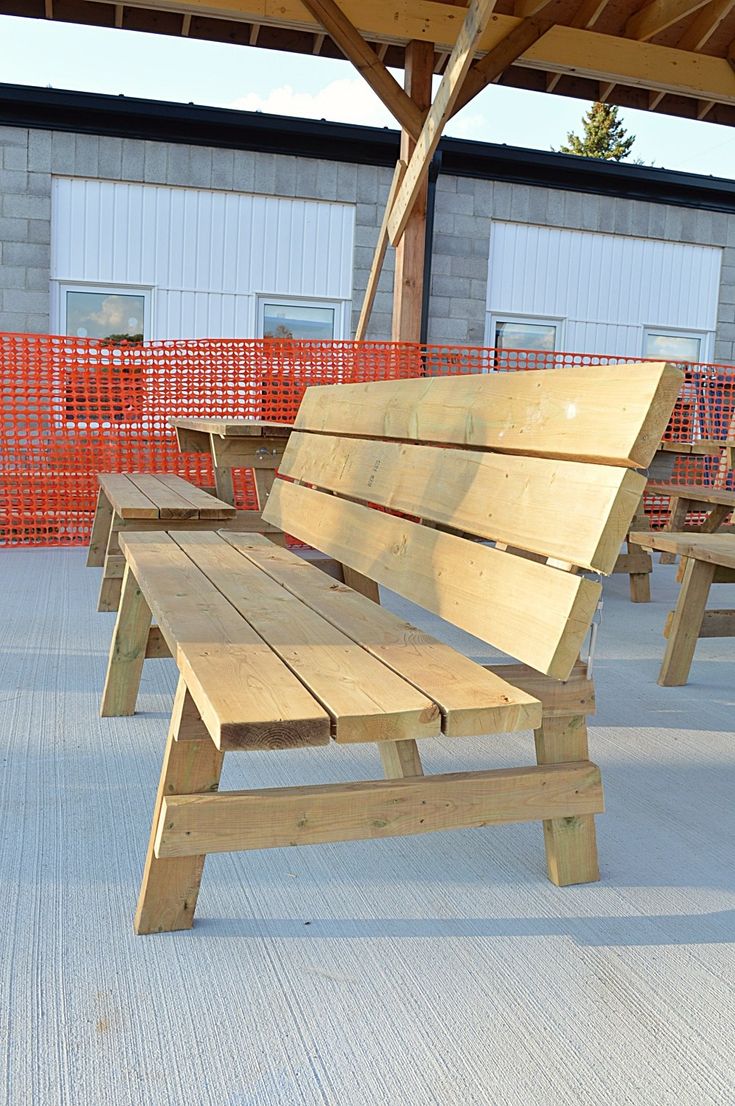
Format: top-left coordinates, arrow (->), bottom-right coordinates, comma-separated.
1,548 -> 733,1106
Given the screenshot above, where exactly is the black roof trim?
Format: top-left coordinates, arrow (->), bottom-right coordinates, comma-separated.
2,82 -> 735,212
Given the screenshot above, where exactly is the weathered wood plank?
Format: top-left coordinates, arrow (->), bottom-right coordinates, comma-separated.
155,763 -> 604,857
152,475 -> 236,518
169,531 -> 441,745
98,473 -> 159,518
262,481 -> 600,680
534,714 -> 599,886
658,558 -> 716,686
279,431 -> 646,573
294,362 -> 683,468
119,531 -> 331,749
225,533 -> 542,734
87,486 -> 114,566
125,474 -> 199,518
631,531 -> 735,570
100,564 -> 153,717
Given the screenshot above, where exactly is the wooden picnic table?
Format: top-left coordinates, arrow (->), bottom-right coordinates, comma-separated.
169,417 -> 292,511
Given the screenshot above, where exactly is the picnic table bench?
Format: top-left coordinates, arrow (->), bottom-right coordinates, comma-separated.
99,361 -> 681,934
629,530 -> 735,685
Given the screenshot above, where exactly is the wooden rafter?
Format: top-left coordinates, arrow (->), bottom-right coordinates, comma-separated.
451,15 -> 557,117
569,0 -> 612,26
298,0 -> 426,140
354,161 -> 406,340
386,0 -> 498,246
625,0 -> 712,42
677,0 -> 735,50
181,11 -> 191,34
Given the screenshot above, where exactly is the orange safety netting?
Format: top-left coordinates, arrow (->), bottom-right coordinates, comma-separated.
2,333 -> 734,547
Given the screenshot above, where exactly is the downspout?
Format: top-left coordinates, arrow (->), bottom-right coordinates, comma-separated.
420,149 -> 443,349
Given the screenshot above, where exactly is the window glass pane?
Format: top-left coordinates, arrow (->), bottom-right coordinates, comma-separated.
644,332 -> 701,362
262,302 -> 335,340
494,321 -> 557,351
66,291 -> 146,341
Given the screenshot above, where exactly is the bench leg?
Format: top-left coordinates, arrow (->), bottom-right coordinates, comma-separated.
660,496 -> 688,563
87,487 -> 114,568
98,512 -> 124,612
135,680 -> 224,935
534,712 -> 600,886
379,740 -> 424,778
100,565 -> 152,717
659,558 -> 716,687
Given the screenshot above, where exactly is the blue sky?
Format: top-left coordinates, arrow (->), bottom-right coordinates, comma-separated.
4,13 -> 735,178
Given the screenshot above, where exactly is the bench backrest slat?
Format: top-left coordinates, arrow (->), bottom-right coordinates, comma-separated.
293,361 -> 681,467
264,480 -> 601,680
278,430 -> 646,574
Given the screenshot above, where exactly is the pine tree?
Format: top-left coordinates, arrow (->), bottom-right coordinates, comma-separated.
558,102 -> 636,161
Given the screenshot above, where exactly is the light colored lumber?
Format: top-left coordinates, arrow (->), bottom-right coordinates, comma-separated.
625,0 -> 711,42
169,418 -> 291,438
451,15 -> 555,116
647,483 -> 735,507
155,763 -> 604,857
223,533 -> 542,735
631,531 -> 735,571
294,362 -> 683,468
135,678 -> 224,934
379,740 -> 424,778
698,609 -> 735,637
145,625 -> 171,658
262,481 -> 600,681
125,473 -> 199,518
169,531 -> 441,745
677,0 -> 735,49
534,714 -> 600,886
299,0 -> 425,139
279,430 -> 646,573
481,660 -> 595,719
100,564 -> 153,717
118,531 -> 331,749
98,473 -> 158,518
387,0 -> 498,246
355,159 -> 406,341
151,475 -> 236,518
87,487 -> 114,566
658,558 -> 716,686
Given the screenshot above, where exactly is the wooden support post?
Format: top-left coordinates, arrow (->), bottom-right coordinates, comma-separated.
391,39 -> 434,343
135,679 -> 224,934
534,713 -> 600,886
627,504 -> 652,603
100,564 -> 152,717
87,487 -> 114,567
658,557 -> 716,686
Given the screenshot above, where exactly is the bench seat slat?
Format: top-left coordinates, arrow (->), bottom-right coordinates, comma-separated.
223,533 -> 542,736
98,473 -> 159,518
169,531 -> 441,744
279,431 -> 645,574
125,473 -> 199,518
262,481 -> 600,681
294,362 -> 682,468
118,531 -> 331,750
151,475 -> 236,518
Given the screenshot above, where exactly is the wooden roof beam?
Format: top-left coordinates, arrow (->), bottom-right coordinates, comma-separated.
677,0 -> 735,50
299,0 -> 426,139
569,0 -> 611,26
387,0 -> 498,246
451,15 -> 556,116
625,0 -> 712,42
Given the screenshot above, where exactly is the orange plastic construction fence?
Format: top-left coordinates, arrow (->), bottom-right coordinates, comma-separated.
2,333 -> 734,547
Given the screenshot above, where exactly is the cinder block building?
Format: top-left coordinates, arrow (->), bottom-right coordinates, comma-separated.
2,82 -> 735,362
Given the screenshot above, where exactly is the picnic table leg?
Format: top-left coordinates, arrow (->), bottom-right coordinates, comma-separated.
534,713 -> 600,886
135,680 -> 224,934
87,487 -> 113,567
627,506 -> 652,603
100,564 -> 152,716
660,496 -> 688,563
379,740 -> 424,778
659,558 -> 716,686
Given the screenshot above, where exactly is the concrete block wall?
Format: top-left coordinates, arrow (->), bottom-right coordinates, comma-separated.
0,124 -> 395,339
1,120 -> 735,360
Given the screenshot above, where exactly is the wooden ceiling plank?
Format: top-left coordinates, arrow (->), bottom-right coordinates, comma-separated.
299,0 -> 426,139
626,0 -> 712,42
677,0 -> 735,50
386,0 -> 497,247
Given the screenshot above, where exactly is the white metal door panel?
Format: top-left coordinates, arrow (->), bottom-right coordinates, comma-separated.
487,221 -> 722,355
51,178 -> 355,339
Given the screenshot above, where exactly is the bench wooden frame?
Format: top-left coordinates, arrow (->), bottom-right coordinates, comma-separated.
99,361 -> 681,933
630,530 -> 735,685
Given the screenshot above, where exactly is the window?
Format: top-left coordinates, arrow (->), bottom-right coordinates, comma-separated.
644,329 -> 704,363
59,283 -> 151,342
489,316 -> 560,370
259,299 -> 339,341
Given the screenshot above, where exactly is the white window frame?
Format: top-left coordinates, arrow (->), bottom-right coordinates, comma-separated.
485,313 -> 565,368
256,294 -> 349,341
642,325 -> 711,364
51,280 -> 154,340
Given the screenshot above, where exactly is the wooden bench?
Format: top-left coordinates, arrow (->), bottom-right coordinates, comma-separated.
629,530 -> 735,685
100,361 -> 681,934
87,473 -> 236,612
